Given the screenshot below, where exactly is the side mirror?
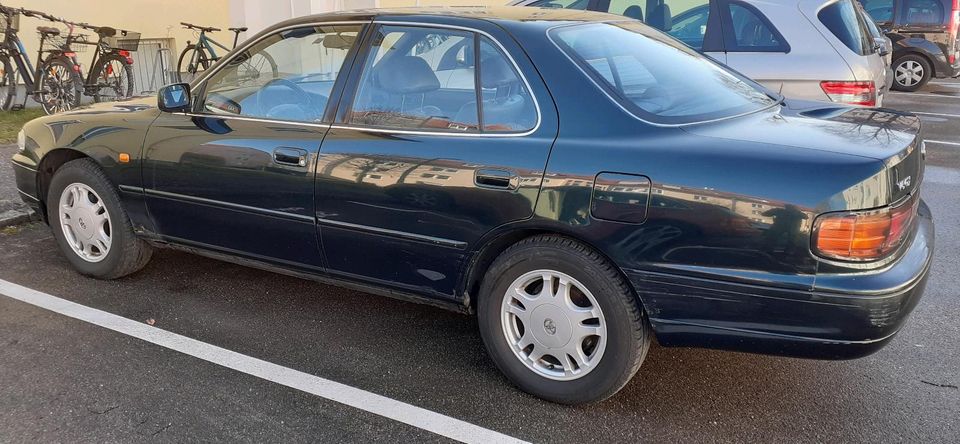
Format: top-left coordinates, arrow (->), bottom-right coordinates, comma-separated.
874,37 -> 890,57
158,83 -> 192,113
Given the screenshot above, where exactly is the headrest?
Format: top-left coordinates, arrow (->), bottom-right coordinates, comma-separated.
480,54 -> 518,88
624,5 -> 644,21
648,4 -> 672,31
375,56 -> 440,94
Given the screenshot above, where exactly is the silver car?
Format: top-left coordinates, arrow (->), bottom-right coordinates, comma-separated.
512,0 -> 890,107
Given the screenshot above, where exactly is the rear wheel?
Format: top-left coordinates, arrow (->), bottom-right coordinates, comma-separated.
0,54 -> 16,111
177,45 -> 210,84
477,235 -> 651,404
46,158 -> 153,279
892,54 -> 932,92
37,56 -> 82,114
91,54 -> 135,102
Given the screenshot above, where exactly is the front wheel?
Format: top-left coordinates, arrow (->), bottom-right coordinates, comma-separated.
0,54 -> 17,110
91,54 -> 135,103
37,56 -> 82,114
892,54 -> 932,92
176,45 -> 210,84
46,158 -> 153,279
478,235 -> 651,404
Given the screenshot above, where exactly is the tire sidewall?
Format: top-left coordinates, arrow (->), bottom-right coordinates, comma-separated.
0,55 -> 15,110
46,160 -> 131,277
478,241 -> 647,404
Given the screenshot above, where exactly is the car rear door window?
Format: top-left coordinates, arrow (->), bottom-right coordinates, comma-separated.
819,0 -> 874,55
201,25 -> 360,123
725,2 -> 789,52
347,26 -> 536,134
900,0 -> 947,25
478,37 -> 538,132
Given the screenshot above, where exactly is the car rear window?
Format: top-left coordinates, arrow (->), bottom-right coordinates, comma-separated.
819,0 -> 875,55
900,0 -> 948,25
549,22 -> 776,125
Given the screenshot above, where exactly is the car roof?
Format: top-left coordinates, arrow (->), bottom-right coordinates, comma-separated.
266,6 -> 620,31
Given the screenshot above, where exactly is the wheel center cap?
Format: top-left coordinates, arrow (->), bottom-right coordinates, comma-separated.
530,304 -> 572,349
73,208 -> 96,240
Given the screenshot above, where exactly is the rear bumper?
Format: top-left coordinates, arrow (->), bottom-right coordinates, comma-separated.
627,199 -> 934,360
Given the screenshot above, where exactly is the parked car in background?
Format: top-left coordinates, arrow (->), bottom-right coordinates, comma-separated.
860,0 -> 960,91
514,0 -> 891,106
13,7 -> 933,405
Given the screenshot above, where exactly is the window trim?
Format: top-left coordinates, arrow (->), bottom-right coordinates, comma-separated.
334,21 -> 543,138
719,0 -> 791,53
546,20 -> 780,128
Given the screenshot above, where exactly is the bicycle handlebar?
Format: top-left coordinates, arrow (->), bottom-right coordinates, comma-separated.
181,22 -> 221,32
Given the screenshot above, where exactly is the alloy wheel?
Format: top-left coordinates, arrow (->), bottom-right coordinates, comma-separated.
500,269 -> 607,381
895,60 -> 924,87
58,183 -> 112,263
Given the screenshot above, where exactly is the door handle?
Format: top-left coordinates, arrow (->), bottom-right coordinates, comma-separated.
475,169 -> 518,190
273,147 -> 307,167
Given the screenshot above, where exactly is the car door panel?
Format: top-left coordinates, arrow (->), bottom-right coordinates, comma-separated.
142,116 -> 327,269
315,23 -> 558,299
141,23 -> 365,270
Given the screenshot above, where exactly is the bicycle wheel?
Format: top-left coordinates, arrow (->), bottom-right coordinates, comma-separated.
37,56 -> 83,115
236,51 -> 278,85
91,54 -> 135,103
177,45 -> 210,84
0,54 -> 16,111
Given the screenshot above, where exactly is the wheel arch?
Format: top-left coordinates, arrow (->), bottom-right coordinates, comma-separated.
460,223 -> 648,315
35,148 -> 93,222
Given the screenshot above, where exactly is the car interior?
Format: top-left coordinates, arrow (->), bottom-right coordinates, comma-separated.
349,28 -> 536,132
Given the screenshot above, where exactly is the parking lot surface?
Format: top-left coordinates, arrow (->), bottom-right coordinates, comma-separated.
1,80 -> 959,443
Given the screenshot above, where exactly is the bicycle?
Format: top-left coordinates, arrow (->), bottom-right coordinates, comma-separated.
0,5 -> 81,114
176,22 -> 277,84
60,19 -> 140,103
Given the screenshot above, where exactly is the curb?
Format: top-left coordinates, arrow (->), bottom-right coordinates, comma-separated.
0,208 -> 40,229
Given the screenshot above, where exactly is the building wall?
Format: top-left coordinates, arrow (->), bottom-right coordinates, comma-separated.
3,0 -> 231,70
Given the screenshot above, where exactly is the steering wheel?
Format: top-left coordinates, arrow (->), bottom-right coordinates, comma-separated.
254,78 -> 315,120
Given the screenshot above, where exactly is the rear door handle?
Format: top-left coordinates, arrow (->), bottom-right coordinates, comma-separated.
274,147 -> 307,167
475,168 -> 518,190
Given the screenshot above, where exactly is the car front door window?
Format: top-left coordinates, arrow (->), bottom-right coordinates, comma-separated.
201,25 -> 361,123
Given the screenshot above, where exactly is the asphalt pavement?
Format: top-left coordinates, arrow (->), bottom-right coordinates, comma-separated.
0,80 -> 958,443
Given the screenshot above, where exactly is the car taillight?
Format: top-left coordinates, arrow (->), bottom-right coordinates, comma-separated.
950,0 -> 959,60
812,195 -> 919,261
820,81 -> 876,106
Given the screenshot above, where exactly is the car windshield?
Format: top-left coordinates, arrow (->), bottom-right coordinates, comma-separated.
549,22 -> 776,125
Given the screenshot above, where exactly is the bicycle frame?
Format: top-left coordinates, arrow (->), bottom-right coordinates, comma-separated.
196,32 -> 231,62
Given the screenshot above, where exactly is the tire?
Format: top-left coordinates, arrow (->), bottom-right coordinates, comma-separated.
477,235 -> 651,404
236,51 -> 278,84
892,54 -> 932,92
0,54 -> 16,111
91,54 -> 135,103
176,45 -> 210,84
37,56 -> 83,114
46,158 -> 153,279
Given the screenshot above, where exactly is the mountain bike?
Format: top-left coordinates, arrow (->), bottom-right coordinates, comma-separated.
0,5 -> 81,114
176,22 -> 277,84
60,19 -> 139,103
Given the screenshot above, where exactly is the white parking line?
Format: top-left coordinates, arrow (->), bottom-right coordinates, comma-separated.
888,92 -> 960,99
913,111 -> 960,119
0,278 -> 527,444
925,139 -> 960,147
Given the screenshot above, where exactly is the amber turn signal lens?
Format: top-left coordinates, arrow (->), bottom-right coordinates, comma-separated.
118,153 -> 130,163
813,195 -> 918,261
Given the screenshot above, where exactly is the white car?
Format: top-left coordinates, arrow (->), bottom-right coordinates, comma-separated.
512,0 -> 891,107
